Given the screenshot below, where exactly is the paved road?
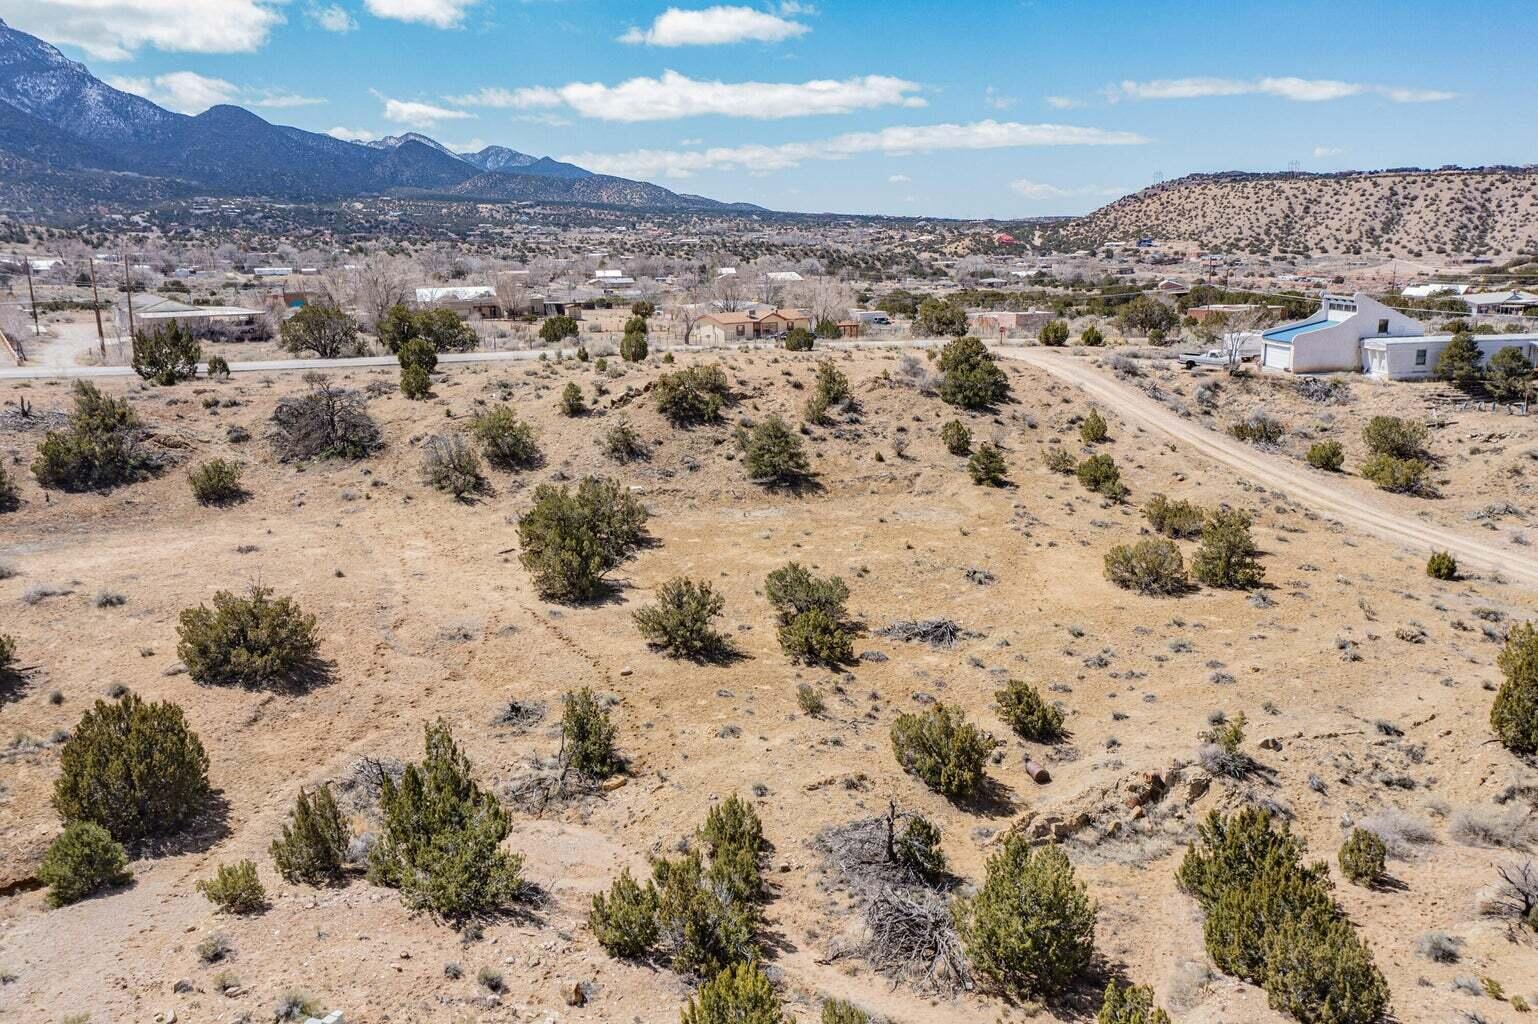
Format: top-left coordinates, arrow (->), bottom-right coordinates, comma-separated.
999,346 -> 1538,589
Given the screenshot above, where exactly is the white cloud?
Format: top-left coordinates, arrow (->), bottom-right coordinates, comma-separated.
328,126 -> 378,142
448,70 -> 923,122
2,0 -> 284,60
1313,145 -> 1344,158
563,119 -> 1148,179
888,174 -> 910,183
364,0 -> 477,28
106,71 -> 239,112
307,3 -> 358,31
984,86 -> 1016,111
1107,76 -> 1456,103
1010,178 -> 1126,202
618,5 -> 808,46
108,72 -> 325,114
373,90 -> 474,127
1045,95 -> 1080,110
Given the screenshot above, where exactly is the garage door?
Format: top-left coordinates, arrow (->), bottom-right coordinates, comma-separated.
1263,344 -> 1291,371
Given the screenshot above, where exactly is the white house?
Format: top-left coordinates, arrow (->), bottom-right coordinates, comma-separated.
1460,290 -> 1538,316
1260,291 -> 1538,381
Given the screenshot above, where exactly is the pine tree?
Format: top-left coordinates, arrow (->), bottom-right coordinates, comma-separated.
271,785 -> 348,884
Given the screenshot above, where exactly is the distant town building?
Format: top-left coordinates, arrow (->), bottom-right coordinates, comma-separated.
694,307 -> 812,344
414,285 -> 501,319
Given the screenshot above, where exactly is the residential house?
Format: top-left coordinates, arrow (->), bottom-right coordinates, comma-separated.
414,286 -> 502,320
1260,291 -> 1538,380
1460,290 -> 1538,316
693,307 -> 812,345
117,293 -> 268,340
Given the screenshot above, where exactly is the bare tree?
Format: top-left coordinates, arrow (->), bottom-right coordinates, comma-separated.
1216,306 -> 1276,373
671,291 -> 707,345
352,255 -> 412,329
493,273 -> 530,318
793,275 -> 856,328
712,272 -> 744,312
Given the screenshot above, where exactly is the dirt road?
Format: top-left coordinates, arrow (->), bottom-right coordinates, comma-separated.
1000,346 -> 1538,589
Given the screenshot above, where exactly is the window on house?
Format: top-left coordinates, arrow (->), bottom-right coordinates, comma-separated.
1415,349 -> 1427,366
736,325 -> 744,336
1377,319 -> 1389,334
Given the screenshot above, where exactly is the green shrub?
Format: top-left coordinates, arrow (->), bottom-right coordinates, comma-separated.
398,336 -> 438,373
206,354 -> 231,379
892,814 -> 945,878
1433,331 -> 1482,383
272,374 -> 382,461
517,477 -> 648,601
471,406 -> 539,471
539,314 -> 580,345
741,416 -> 809,485
367,720 -> 524,918
634,577 -> 730,660
1143,493 -> 1204,539
1039,319 -> 1069,347
1204,858 -> 1335,982
270,785 -> 347,885
1104,539 -> 1187,595
590,867 -> 658,958
680,960 -> 784,1024
196,859 -> 267,914
938,336 -> 1009,410
1360,453 -> 1428,494
188,458 -> 244,506
652,850 -> 756,976
1487,345 -> 1532,401
1080,408 -> 1108,443
1306,441 -> 1345,471
0,633 -> 16,678
1338,828 -> 1386,886
821,998 -> 870,1024
1080,324 -> 1105,347
38,822 -> 131,907
0,461 -> 18,511
994,679 -> 1064,742
400,364 -> 431,399
559,381 -> 585,416
561,687 -> 619,780
1362,415 -> 1427,459
280,304 -> 361,358
1043,446 -> 1076,474
421,434 -> 485,499
33,381 -> 155,491
941,419 -> 971,455
620,329 -> 648,362
176,585 -> 319,688
380,305 -> 476,353
53,693 -> 211,842
655,364 -> 730,424
1229,414 -> 1285,444
1097,981 -> 1171,1024
784,327 -> 814,352
967,443 -> 1008,486
1426,550 -> 1458,580
1192,508 -> 1265,589
700,794 -> 766,859
778,607 -> 854,666
916,297 -> 969,336
131,322 -> 201,385
1076,453 -> 1127,500
603,419 -> 647,462
890,704 -> 999,800
1176,806 -> 1313,912
1260,908 -> 1390,1024
1492,621 -> 1538,754
955,838 -> 1096,998
796,683 -> 826,716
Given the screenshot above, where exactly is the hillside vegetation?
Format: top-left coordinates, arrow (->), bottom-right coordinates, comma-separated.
1050,168 -> 1538,258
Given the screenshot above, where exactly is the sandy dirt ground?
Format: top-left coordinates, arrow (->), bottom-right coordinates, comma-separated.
1,348 -> 1536,1024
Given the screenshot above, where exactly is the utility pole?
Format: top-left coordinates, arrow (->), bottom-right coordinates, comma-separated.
23,255 -> 39,338
121,244 -> 135,337
88,257 -> 106,359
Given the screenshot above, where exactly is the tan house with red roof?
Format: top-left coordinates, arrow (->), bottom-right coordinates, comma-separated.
694,307 -> 812,345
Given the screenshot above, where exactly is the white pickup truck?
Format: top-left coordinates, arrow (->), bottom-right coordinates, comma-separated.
1177,349 -> 1254,369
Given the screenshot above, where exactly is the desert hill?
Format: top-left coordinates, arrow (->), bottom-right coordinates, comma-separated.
1047,167 -> 1538,258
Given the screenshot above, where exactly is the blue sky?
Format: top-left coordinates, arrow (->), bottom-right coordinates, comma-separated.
6,0 -> 1536,217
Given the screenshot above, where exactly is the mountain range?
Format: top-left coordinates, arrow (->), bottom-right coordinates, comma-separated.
0,17 -> 754,213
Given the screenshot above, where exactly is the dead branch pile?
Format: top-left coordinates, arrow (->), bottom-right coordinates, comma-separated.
877,618 -> 969,648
